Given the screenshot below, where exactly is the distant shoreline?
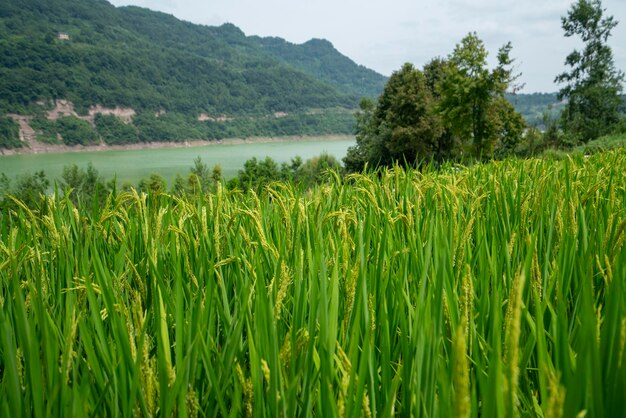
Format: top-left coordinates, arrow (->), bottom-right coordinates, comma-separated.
0,134 -> 355,156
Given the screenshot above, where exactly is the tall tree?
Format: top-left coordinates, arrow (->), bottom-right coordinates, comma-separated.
375,63 -> 443,165
555,0 -> 624,142
439,33 -> 524,159
343,64 -> 445,170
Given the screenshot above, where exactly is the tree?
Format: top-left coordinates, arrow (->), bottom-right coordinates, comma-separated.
138,173 -> 166,195
377,63 -> 444,165
555,0 -> 624,142
188,156 -> 212,195
439,33 -> 524,159
60,163 -> 107,206
0,116 -> 22,149
171,174 -> 187,196
298,153 -> 341,187
211,164 -> 223,186
343,98 -> 376,172
1,171 -> 50,211
344,36 -> 525,171
56,116 -> 99,146
343,64 -> 445,171
237,157 -> 282,191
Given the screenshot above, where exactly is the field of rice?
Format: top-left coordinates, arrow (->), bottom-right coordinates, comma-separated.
1,150 -> 626,417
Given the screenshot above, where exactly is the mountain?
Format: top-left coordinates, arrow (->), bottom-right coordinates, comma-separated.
252,37 -> 386,99
0,0 -> 387,149
506,93 -> 564,126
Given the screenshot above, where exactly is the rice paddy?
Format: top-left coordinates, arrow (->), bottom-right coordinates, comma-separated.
1,150 -> 626,417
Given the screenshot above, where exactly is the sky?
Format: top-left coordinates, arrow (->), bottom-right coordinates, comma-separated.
107,0 -> 626,93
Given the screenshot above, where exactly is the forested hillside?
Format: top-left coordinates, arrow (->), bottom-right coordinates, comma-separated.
0,0 -> 389,115
505,92 -> 563,126
252,36 -> 386,99
0,0 -> 388,148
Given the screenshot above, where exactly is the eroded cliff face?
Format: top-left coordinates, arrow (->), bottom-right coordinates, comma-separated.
44,100 -> 136,124
6,100 -> 136,150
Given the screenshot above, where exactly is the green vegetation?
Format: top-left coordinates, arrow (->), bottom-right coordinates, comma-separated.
439,34 -> 525,159
3,110 -> 356,148
231,152 -> 340,191
0,0 -> 383,139
2,149 -> 626,416
571,131 -> 626,155
55,116 -> 98,145
556,0 -> 625,142
0,151 -> 344,212
0,116 -> 21,149
94,114 -> 139,145
0,170 -> 48,210
344,0 -> 625,170
130,110 -> 355,143
253,37 -> 386,98
29,117 -> 59,144
505,93 -> 564,127
59,162 -> 108,205
344,33 -> 526,171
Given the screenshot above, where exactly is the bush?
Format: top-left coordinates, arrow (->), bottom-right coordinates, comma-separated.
0,116 -> 21,149
30,117 -> 59,144
56,116 -> 98,145
94,114 -> 139,144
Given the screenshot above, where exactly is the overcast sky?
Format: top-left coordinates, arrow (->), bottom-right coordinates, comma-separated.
108,0 -> 626,93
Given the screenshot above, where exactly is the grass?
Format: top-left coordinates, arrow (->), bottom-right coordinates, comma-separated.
540,132 -> 626,160
1,149 -> 626,417
575,131 -> 626,154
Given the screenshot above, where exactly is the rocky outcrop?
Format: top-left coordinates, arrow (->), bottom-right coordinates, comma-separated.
5,100 -> 137,151
6,114 -> 47,153
45,100 -> 136,124
46,100 -> 79,120
197,113 -> 233,122
88,105 -> 135,123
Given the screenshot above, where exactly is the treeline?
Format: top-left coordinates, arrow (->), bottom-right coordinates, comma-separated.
344,34 -> 526,171
344,1 -> 625,171
0,36 -> 354,116
0,110 -> 355,148
0,153 -> 342,212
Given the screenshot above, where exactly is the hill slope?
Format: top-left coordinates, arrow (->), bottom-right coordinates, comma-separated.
0,0 -> 386,148
252,36 -> 386,99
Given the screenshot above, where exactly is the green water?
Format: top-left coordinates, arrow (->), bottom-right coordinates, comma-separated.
0,138 -> 355,186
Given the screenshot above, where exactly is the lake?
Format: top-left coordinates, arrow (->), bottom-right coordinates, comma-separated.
0,137 -> 355,186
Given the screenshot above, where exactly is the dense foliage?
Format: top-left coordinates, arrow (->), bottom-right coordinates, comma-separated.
556,0 -> 625,142
505,93 -> 564,127
94,114 -> 139,145
0,0 -> 380,127
54,116 -> 98,146
344,34 -> 526,170
16,110 -> 355,147
0,116 -> 21,149
439,34 -> 525,159
2,150 -> 626,416
253,37 -> 386,99
0,151 -> 345,212
231,153 -> 341,191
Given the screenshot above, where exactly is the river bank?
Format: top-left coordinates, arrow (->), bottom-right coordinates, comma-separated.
0,134 -> 354,156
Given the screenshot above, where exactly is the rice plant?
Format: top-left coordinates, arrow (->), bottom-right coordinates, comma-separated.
1,150 -> 626,417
